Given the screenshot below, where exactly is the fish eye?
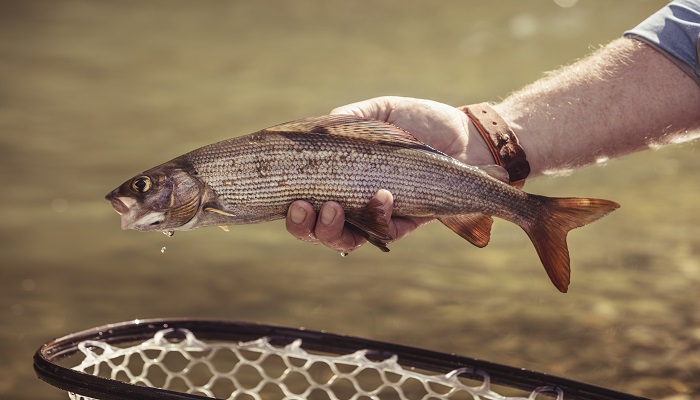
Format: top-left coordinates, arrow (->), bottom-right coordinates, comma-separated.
131,176 -> 152,193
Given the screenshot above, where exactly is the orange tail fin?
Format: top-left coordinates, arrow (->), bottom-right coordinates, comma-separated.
524,197 -> 619,293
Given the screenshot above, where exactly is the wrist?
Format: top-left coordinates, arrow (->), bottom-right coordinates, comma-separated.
491,101 -> 545,178
463,117 -> 498,167
460,103 -> 531,186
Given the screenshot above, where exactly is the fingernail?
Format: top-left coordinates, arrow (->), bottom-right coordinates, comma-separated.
377,189 -> 391,206
290,205 -> 306,224
320,204 -> 337,225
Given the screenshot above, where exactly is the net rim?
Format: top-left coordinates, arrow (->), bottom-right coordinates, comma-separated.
34,318 -> 648,400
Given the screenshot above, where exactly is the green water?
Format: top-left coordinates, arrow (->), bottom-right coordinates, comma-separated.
2,1 -> 697,399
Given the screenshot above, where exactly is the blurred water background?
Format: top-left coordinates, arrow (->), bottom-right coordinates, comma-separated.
2,1 -> 699,399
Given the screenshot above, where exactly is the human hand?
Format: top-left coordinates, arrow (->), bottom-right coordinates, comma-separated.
285,96 -> 493,254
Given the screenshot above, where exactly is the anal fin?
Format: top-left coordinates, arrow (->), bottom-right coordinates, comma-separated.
438,213 -> 493,248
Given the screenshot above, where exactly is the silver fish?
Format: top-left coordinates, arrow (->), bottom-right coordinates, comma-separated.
106,115 -> 619,292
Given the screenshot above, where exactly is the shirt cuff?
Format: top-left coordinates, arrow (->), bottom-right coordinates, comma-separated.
624,0 -> 700,88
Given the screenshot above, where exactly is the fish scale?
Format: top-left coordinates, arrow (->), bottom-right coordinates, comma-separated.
188,131 -> 502,216
105,114 -> 619,292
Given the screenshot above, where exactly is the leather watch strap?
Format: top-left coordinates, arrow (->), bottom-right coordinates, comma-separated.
462,103 -> 530,188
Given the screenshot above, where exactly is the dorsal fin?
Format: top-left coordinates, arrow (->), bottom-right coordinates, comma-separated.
264,115 -> 448,157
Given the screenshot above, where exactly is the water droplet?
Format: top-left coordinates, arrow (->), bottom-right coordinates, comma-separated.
340,252 -> 348,257
161,247 -> 166,254
162,230 -> 174,237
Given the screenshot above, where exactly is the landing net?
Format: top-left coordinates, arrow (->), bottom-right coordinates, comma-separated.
34,319 -> 647,400
69,328 -> 552,400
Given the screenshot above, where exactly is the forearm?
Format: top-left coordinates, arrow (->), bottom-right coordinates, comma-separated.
491,38 -> 700,176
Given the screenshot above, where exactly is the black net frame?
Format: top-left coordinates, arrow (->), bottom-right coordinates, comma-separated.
34,318 -> 648,400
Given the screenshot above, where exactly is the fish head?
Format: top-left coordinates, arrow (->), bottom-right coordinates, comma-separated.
105,161 -> 203,231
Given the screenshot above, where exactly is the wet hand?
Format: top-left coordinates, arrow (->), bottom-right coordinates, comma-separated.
285,190 -> 433,254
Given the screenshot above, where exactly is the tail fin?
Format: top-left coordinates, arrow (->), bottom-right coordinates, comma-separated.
524,197 -> 619,293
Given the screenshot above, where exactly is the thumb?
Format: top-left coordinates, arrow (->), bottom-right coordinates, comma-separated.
374,189 -> 398,240
330,96 -> 400,121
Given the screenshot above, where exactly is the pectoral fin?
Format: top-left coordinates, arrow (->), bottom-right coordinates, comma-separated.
344,197 -> 393,252
204,205 -> 236,217
438,213 -> 493,248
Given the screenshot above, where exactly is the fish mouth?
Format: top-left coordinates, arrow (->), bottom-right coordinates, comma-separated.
109,198 -> 129,215
104,193 -> 162,230
107,195 -> 129,215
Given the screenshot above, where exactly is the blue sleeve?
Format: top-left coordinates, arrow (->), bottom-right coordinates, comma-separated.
624,0 -> 700,87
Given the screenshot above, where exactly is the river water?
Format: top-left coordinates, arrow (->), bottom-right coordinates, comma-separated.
2,1 -> 698,399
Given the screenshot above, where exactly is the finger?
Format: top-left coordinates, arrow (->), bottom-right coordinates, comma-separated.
373,189 -> 397,240
285,201 -> 319,243
372,189 -> 433,243
391,216 -> 434,241
315,202 -> 366,253
330,96 -> 405,121
329,100 -> 376,117
375,189 -> 434,242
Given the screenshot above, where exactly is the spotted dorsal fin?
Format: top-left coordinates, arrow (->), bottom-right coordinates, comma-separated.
264,115 -> 448,157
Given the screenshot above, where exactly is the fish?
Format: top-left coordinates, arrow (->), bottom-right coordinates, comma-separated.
105,115 -> 619,292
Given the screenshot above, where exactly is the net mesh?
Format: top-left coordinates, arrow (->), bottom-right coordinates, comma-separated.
67,328 -> 563,400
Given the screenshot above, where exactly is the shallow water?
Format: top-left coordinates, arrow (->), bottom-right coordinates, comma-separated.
1,1 -> 698,399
